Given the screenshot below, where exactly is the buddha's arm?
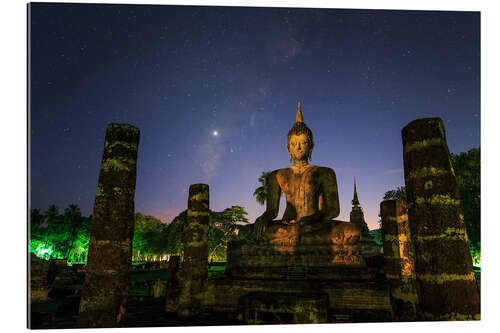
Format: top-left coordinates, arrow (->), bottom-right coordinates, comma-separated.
254,170 -> 281,238
298,168 -> 339,225
320,168 -> 340,220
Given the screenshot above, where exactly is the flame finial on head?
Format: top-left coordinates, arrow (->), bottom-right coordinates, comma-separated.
287,100 -> 314,162
296,101 -> 304,123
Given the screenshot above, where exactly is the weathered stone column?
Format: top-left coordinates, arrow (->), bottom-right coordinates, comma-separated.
76,123 -> 140,328
380,200 -> 419,321
402,118 -> 480,320
165,255 -> 180,312
178,184 -> 209,317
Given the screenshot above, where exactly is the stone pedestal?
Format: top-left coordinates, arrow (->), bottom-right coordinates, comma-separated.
76,123 -> 140,328
380,200 -> 419,321
402,118 -> 480,320
178,184 -> 210,317
241,292 -> 328,324
215,218 -> 391,324
201,277 -> 392,323
227,220 -> 363,280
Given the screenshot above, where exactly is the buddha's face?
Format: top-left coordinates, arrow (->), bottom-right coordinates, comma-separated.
288,133 -> 311,161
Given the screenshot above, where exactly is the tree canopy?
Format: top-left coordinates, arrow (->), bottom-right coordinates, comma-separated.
30,204 -> 91,262
166,205 -> 250,262
30,203 -> 249,263
382,186 -> 406,201
451,148 -> 480,262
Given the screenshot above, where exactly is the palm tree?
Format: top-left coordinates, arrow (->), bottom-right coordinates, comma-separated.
41,205 -> 60,257
253,171 -> 272,205
63,204 -> 83,259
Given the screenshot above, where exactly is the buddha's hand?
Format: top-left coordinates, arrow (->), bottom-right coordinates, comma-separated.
298,215 -> 315,225
254,216 -> 268,240
298,213 -> 324,226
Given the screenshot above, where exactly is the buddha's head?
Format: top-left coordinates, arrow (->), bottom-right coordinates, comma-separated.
287,102 -> 314,163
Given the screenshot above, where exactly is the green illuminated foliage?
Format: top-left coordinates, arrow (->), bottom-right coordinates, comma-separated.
30,203 -> 249,264
450,148 -> 480,252
132,213 -> 169,262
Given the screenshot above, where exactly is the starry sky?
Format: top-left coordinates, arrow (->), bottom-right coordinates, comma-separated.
29,3 -> 480,230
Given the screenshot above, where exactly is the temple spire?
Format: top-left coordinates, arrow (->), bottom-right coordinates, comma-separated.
352,178 -> 360,206
296,101 -> 304,123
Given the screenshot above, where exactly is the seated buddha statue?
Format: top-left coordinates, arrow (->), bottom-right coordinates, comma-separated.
242,102 -> 361,266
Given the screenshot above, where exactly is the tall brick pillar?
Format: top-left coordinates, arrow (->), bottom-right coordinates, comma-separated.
380,200 -> 419,321
178,184 -> 210,317
77,123 -> 140,328
402,118 -> 479,320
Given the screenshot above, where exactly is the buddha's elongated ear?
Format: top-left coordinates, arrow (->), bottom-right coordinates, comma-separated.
308,151 -> 312,161
289,152 -> 293,163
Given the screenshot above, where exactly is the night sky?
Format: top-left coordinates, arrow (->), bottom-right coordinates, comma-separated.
29,3 -> 480,229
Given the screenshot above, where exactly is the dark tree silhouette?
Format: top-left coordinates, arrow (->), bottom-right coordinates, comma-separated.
253,171 -> 271,205
382,186 -> 407,201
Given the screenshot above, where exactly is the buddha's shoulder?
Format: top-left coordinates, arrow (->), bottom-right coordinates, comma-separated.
315,166 -> 337,176
273,165 -> 335,175
273,168 -> 291,176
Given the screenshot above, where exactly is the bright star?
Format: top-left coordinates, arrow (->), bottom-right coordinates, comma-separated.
213,131 -> 218,136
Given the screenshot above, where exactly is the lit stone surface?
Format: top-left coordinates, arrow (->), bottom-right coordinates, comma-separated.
178,184 -> 210,317
216,104 -> 391,324
402,118 -> 479,320
247,103 -> 362,266
380,200 -> 419,321
76,123 -> 139,328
